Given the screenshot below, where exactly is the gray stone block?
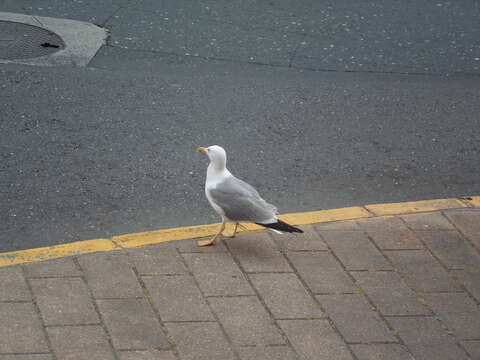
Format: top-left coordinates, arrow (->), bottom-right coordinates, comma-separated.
183,252 -> 254,296
227,232 -> 292,273
389,317 -> 468,360
78,253 -> 143,298
317,293 -> 396,342
96,298 -> 169,350
320,231 -> 391,270
166,322 -> 236,360
350,344 -> 415,360
423,293 -> 480,339
352,271 -> 430,315
416,230 -> 480,269
0,302 -> 49,353
250,272 -> 324,319
386,250 -> 461,292
47,325 -> 115,360
0,266 -> 31,301
287,252 -> 355,293
30,277 -> 99,325
143,275 -> 214,321
278,319 -> 353,360
209,296 -> 285,346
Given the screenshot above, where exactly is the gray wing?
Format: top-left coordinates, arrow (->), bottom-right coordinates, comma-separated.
209,176 -> 277,223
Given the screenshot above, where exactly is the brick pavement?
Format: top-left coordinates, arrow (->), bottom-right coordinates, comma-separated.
0,208 -> 479,360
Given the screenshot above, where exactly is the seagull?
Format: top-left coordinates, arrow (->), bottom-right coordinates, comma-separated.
197,145 -> 303,246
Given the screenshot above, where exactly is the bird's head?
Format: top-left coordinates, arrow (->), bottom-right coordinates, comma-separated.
197,145 -> 227,168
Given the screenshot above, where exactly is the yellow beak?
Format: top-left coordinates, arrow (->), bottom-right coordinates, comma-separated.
197,146 -> 207,153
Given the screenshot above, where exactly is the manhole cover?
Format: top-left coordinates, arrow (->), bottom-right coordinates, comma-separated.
0,20 -> 65,60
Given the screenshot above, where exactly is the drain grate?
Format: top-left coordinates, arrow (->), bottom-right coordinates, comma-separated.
0,20 -> 65,60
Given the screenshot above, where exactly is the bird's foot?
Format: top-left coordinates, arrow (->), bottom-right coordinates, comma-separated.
222,223 -> 239,238
197,222 -> 226,247
221,230 -> 236,238
197,238 -> 216,247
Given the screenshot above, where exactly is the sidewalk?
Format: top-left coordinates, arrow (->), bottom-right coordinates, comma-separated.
1,201 -> 479,360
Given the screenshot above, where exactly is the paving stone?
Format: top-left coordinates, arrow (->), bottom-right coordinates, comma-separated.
350,344 -> 414,360
386,250 -> 461,292
23,257 -> 80,278
273,225 -> 328,251
444,209 -> 480,249
320,231 -> 391,270
352,271 -> 430,315
357,216 -> 409,231
209,296 -> 285,346
96,298 -> 169,350
30,277 -> 99,325
389,317 -> 468,360
0,266 -> 30,301
143,275 -> 213,321
416,231 -> 480,269
1,355 -> 53,360
78,252 -> 143,298
461,340 -> 480,359
118,350 -> 176,360
237,345 -> 299,360
249,273 -> 324,319
0,302 -> 49,353
227,232 -> 292,272
182,253 -> 254,296
314,220 -> 361,231
423,293 -> 480,339
401,212 -> 455,230
452,269 -> 480,301
317,294 -> 396,342
286,252 -> 355,293
367,230 -> 424,250
47,325 -> 115,360
128,243 -> 187,275
278,319 -> 353,360
166,322 -> 236,360
176,237 -> 229,253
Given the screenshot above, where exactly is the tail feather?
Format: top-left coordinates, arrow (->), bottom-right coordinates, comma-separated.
256,219 -> 303,233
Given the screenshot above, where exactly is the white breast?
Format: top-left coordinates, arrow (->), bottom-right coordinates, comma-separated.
205,186 -> 227,219
205,164 -> 232,221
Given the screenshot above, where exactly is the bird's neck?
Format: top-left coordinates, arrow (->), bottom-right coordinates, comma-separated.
207,162 -> 231,183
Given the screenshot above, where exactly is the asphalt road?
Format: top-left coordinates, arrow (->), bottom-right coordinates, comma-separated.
1,0 -> 480,252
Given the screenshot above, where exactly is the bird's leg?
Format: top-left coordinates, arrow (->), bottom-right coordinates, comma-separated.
231,222 -> 239,238
222,222 -> 239,238
197,222 -> 226,247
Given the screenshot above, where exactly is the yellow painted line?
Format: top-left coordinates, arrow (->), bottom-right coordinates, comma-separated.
365,198 -> 467,216
0,238 -> 118,267
114,206 -> 370,249
113,223 -> 223,249
0,197 -> 476,267
279,206 -> 371,225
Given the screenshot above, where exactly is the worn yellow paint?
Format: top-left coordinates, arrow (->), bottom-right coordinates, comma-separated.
466,196 -> 480,208
0,197 -> 476,267
112,223 -> 223,249
279,206 -> 371,225
0,238 -> 117,267
365,198 -> 467,216
113,206 -> 370,249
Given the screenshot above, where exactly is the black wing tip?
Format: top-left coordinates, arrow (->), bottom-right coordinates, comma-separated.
256,220 -> 304,233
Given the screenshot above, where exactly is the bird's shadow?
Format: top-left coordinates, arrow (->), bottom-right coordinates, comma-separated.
223,232 -> 288,260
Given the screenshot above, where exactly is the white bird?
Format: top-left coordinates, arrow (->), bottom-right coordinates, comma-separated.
197,145 -> 303,246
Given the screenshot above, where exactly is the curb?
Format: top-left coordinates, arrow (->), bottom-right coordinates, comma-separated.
0,11 -> 107,67
0,196 -> 478,267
